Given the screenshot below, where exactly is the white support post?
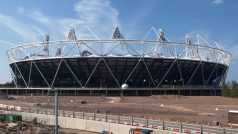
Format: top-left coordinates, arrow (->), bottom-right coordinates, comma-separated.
124,58 -> 142,84
101,58 -> 121,87
51,59 -> 63,88
205,63 -> 218,86
32,61 -> 51,87
186,61 -> 202,86
27,61 -> 33,88
63,59 -> 83,87
157,60 -> 176,88
142,59 -> 156,87
84,58 -> 101,87
14,63 -> 28,87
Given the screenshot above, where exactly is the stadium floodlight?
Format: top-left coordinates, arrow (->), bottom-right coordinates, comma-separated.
112,26 -> 124,39
158,28 -> 167,41
186,34 -> 192,45
56,48 -> 62,56
68,28 -> 77,41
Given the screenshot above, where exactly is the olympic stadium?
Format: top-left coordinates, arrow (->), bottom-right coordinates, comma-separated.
6,27 -> 231,96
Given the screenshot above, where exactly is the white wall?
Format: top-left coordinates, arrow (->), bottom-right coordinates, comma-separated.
17,112 -> 180,134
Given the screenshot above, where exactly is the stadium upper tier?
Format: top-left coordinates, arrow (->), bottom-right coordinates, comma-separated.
7,39 -> 231,65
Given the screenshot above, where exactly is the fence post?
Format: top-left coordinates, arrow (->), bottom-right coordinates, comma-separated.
147,119 -> 149,128
36,108 -> 39,113
63,110 -> 65,117
223,128 -> 226,134
118,115 -> 120,124
162,121 -> 165,130
200,125 -> 203,134
45,109 -> 47,114
105,114 -> 108,122
72,110 -> 75,118
131,117 -> 134,126
180,123 -> 183,133
93,113 -> 96,120
83,112 -> 85,119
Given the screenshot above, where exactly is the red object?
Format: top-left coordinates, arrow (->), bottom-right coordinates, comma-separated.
133,131 -> 142,134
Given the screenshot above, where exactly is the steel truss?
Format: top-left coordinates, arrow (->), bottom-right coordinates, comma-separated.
6,27 -> 231,89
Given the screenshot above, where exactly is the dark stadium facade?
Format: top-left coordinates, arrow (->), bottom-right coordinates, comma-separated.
6,27 -> 231,96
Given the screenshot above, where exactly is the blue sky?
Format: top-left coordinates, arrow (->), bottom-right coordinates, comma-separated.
0,0 -> 237,83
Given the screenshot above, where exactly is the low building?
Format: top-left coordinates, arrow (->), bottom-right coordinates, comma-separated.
228,110 -> 238,126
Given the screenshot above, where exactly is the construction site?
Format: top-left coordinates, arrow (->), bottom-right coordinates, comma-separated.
0,94 -> 238,134
5,95 -> 237,126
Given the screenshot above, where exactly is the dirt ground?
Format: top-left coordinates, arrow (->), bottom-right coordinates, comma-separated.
2,95 -> 238,127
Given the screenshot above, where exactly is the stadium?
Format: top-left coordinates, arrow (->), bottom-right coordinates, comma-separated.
6,27 -> 231,96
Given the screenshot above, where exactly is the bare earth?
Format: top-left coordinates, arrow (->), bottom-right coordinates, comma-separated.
2,95 -> 238,127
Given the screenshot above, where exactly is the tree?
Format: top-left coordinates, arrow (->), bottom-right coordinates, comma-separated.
221,81 -> 238,98
230,81 -> 238,98
0,81 -> 15,87
221,82 -> 229,97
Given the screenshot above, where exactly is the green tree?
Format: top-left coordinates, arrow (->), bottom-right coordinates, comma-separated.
0,81 -> 15,87
230,81 -> 238,98
221,81 -> 238,98
221,82 -> 229,97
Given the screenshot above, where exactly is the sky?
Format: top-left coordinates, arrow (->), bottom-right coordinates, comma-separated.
0,0 -> 237,83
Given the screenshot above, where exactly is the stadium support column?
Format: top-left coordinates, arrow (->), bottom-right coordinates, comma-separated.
121,89 -> 123,96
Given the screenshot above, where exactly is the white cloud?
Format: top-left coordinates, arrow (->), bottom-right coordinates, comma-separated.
74,0 -> 119,25
0,14 -> 33,38
17,7 -> 51,25
17,6 -> 59,38
211,0 -> 224,5
71,0 -> 119,38
0,40 -> 15,46
0,13 -> 50,43
17,0 -> 120,39
17,6 -> 24,13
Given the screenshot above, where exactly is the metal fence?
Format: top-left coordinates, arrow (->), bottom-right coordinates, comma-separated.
2,107 -> 238,134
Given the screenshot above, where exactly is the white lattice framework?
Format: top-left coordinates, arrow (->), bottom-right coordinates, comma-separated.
6,27 -> 231,88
